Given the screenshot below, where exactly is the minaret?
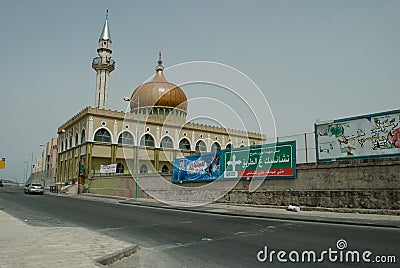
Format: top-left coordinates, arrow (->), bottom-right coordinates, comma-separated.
92,10 -> 115,109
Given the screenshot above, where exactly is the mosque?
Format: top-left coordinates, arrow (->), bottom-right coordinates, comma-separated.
56,13 -> 265,188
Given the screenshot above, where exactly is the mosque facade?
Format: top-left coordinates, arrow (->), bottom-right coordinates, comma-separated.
56,13 -> 265,188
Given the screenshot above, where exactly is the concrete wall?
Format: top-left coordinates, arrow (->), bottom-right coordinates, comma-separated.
218,189 -> 400,209
88,156 -> 400,209
257,157 -> 399,191
89,176 -> 136,198
221,157 -> 400,209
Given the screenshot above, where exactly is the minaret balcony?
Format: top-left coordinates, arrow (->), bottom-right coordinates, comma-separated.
92,57 -> 115,71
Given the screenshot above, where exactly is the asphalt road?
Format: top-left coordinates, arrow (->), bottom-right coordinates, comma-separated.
0,185 -> 398,267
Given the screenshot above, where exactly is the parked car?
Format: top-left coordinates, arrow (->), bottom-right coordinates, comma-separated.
24,183 -> 44,195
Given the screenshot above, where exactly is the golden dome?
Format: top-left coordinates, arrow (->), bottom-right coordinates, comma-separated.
130,54 -> 187,112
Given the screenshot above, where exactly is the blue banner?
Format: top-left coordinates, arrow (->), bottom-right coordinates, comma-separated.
173,151 -> 221,183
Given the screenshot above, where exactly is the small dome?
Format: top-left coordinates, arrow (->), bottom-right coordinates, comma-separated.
130,54 -> 187,112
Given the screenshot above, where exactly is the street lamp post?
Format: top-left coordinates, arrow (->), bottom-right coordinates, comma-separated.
19,169 -> 25,185
22,161 -> 28,183
124,96 -> 140,199
40,144 -> 47,188
135,96 -> 140,199
26,152 -> 33,181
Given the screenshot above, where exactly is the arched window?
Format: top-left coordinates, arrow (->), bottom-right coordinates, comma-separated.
81,129 -> 86,144
211,142 -> 221,152
75,133 -> 79,146
116,162 -> 124,173
69,137 -> 73,148
61,141 -> 64,151
94,128 -> 111,143
225,143 -> 232,149
140,134 -> 154,147
161,165 -> 169,173
179,138 -> 191,150
195,140 -> 207,152
160,136 -> 174,149
118,131 -> 134,145
140,164 -> 148,174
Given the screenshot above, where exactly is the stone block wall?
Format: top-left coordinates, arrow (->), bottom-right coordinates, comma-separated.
88,156 -> 400,209
217,190 -> 400,209
216,157 -> 400,209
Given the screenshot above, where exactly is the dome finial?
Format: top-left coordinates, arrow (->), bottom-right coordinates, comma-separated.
156,51 -> 164,71
106,9 -> 108,19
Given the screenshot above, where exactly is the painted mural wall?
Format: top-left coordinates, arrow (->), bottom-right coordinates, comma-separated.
316,110 -> 400,161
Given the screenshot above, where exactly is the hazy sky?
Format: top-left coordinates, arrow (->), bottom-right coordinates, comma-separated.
0,0 -> 399,181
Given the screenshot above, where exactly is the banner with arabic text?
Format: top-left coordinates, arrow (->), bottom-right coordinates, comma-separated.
100,163 -> 117,173
222,141 -> 296,179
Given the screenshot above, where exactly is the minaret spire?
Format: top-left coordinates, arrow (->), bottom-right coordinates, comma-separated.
92,11 -> 115,109
100,10 -> 111,41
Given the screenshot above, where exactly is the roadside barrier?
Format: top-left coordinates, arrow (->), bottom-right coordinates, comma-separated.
49,186 -> 58,193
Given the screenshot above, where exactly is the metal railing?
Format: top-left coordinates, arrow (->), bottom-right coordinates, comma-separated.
89,172 -> 130,178
49,186 -> 58,193
92,57 -> 115,67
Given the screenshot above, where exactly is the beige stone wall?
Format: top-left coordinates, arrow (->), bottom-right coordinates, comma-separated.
57,107 -> 265,183
92,144 -> 111,157
220,157 -> 400,209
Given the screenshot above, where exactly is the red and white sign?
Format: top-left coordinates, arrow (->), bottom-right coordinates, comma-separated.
100,164 -> 117,173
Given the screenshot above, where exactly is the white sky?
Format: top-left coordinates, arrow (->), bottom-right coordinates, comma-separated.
0,0 -> 399,180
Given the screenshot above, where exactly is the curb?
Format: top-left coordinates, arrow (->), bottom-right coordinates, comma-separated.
119,201 -> 400,229
47,192 -> 400,229
217,203 -> 400,216
82,193 -> 130,201
95,245 -> 139,266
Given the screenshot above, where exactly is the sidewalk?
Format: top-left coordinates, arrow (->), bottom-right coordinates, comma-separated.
0,210 -> 137,268
57,192 -> 400,229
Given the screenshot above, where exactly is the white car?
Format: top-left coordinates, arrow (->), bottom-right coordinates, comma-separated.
24,183 -> 44,195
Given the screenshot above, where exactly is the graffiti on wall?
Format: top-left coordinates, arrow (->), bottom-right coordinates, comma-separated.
316,111 -> 400,161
